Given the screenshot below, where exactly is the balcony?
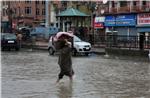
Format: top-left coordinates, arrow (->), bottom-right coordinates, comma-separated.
103,4 -> 150,15
118,6 -> 130,13
130,5 -> 140,12
140,5 -> 150,12
103,7 -> 117,15
110,7 -> 117,14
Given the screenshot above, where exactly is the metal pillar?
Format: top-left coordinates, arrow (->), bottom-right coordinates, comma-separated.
45,0 -> 49,28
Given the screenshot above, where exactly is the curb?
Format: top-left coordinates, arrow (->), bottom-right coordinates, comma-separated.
34,47 -> 106,55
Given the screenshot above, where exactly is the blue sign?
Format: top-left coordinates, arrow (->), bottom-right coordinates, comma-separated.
104,14 -> 136,26
116,14 -> 136,26
105,16 -> 116,26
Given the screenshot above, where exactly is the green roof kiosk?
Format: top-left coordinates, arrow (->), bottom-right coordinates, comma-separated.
57,8 -> 90,32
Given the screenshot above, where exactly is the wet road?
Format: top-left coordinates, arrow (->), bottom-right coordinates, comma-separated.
1,49 -> 150,98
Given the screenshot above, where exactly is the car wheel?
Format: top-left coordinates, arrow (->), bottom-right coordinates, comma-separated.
72,48 -> 77,56
8,48 -> 11,51
48,47 -> 54,55
1,47 -> 4,51
15,47 -> 20,51
85,53 -> 89,56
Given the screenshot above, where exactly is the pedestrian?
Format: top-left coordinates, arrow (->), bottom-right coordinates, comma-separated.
56,37 -> 74,83
16,32 -> 23,49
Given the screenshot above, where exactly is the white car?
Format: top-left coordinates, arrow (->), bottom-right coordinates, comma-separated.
48,35 -> 91,56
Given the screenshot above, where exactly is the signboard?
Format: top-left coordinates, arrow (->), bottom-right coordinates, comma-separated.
137,13 -> 150,25
94,17 -> 105,28
115,14 -> 136,26
105,14 -> 136,26
95,17 -> 105,22
94,23 -> 104,28
104,16 -> 116,26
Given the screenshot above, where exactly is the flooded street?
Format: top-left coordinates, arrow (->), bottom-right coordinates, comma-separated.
1,50 -> 150,98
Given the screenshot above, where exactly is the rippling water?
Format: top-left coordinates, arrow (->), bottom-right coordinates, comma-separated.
1,50 -> 150,98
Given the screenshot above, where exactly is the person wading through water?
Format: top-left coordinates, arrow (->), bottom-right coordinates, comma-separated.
56,36 -> 74,83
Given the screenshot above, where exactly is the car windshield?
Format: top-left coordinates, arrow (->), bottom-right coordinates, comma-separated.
74,36 -> 82,42
3,34 -> 16,40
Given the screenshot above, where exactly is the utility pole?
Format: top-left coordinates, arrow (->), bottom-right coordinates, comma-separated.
7,1 -> 13,32
45,0 -> 50,37
45,0 -> 49,28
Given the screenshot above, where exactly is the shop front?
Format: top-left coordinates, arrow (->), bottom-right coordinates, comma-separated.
105,14 -> 137,36
137,13 -> 150,49
137,13 -> 150,34
94,16 -> 105,35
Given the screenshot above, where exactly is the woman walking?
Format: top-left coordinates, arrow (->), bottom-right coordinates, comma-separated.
56,38 -> 74,83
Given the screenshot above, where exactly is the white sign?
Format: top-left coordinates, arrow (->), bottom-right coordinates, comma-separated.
95,17 -> 105,23
137,13 -> 150,25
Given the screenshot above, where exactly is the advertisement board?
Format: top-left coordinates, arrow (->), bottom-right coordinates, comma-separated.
115,14 -> 136,26
94,17 -> 105,28
104,16 -> 116,26
137,13 -> 150,25
105,14 -> 136,26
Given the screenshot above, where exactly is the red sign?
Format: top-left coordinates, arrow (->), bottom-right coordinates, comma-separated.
137,13 -> 150,25
94,23 -> 104,28
94,17 -> 105,29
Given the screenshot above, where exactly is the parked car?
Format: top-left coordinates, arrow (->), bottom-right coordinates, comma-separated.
1,33 -> 20,51
48,35 -> 91,56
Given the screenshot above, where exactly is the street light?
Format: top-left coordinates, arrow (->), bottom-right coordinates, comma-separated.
103,0 -> 108,4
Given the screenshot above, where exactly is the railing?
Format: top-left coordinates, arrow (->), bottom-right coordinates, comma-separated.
118,6 -> 130,13
130,5 -> 140,12
104,4 -> 150,14
93,35 -> 150,50
110,7 -> 117,14
140,5 -> 150,12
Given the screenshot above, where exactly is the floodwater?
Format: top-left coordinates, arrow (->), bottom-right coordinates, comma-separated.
1,50 -> 150,98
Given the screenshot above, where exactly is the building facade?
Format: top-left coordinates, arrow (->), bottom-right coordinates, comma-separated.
1,1 -> 60,29
103,1 -> 150,36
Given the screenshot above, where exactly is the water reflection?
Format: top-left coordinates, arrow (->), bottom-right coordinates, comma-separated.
57,82 -> 73,98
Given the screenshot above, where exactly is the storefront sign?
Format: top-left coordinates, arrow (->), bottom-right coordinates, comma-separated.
94,17 -> 105,28
104,16 -> 115,26
115,14 -> 136,26
94,23 -> 104,28
105,14 -> 136,26
137,13 -> 150,25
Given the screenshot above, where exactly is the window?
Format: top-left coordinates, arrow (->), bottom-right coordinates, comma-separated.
3,10 -> 5,16
42,1 -> 45,5
133,1 -> 137,6
36,8 -> 40,15
14,8 -> 16,14
112,1 -> 115,7
42,9 -> 45,15
142,1 -> 146,5
25,7 -> 31,15
18,7 -> 21,15
3,1 -> 5,5
120,1 -> 127,7
25,0 -> 31,4
35,1 -> 39,4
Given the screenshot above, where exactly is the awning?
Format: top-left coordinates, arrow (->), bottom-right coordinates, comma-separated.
137,27 -> 150,32
57,8 -> 89,17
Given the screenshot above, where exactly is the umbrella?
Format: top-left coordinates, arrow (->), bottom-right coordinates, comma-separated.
56,32 -> 73,39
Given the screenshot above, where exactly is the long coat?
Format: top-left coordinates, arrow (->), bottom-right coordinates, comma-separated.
58,44 -> 73,76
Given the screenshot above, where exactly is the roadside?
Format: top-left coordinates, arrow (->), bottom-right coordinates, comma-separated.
22,41 -> 149,59
22,41 -> 106,55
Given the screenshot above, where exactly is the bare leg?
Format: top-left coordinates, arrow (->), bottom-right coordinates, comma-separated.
69,76 -> 73,82
56,71 -> 64,83
56,78 -> 60,83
